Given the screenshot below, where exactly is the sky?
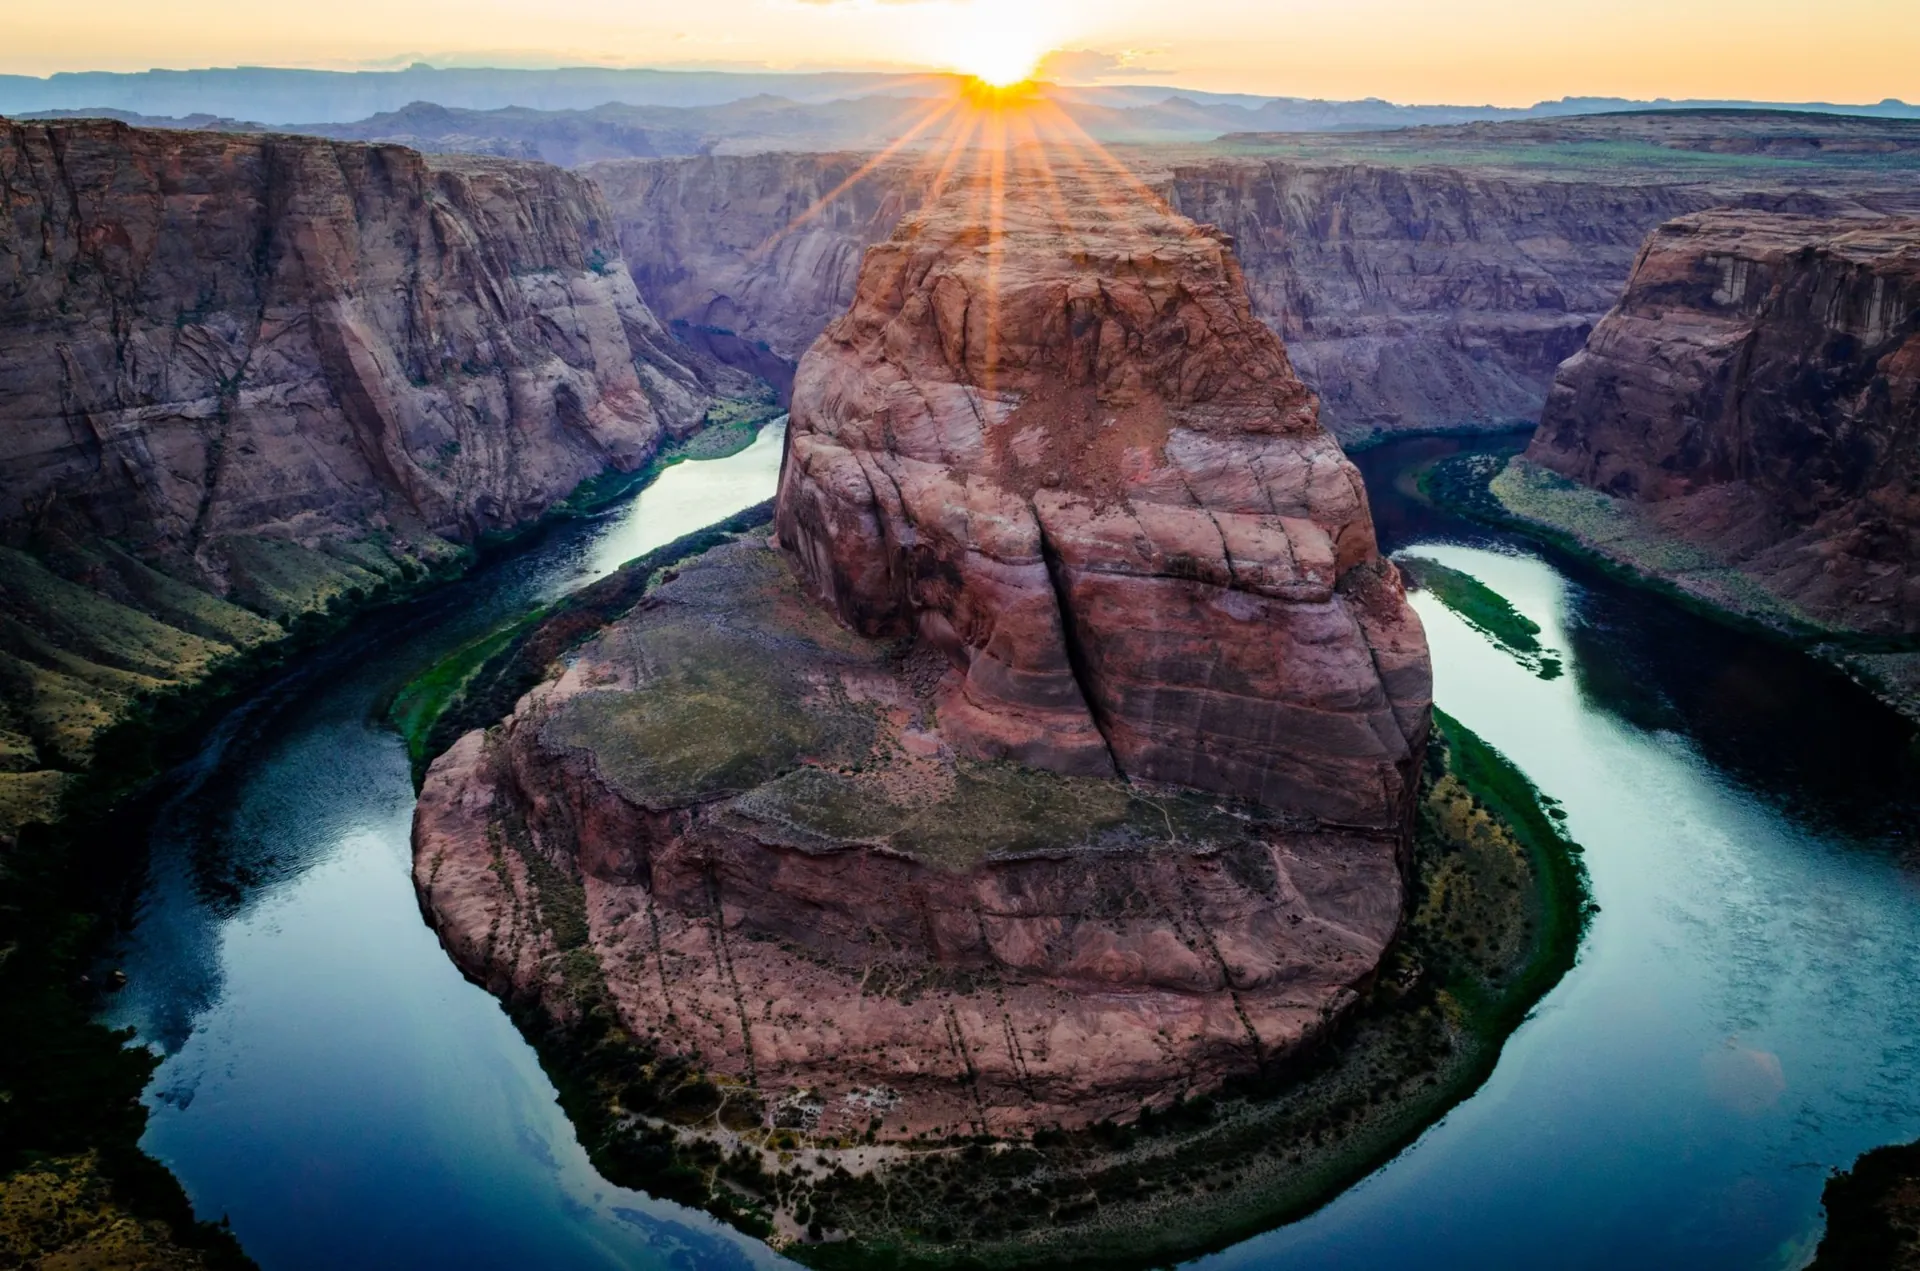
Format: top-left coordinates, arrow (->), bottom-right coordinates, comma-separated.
7,0 -> 1918,106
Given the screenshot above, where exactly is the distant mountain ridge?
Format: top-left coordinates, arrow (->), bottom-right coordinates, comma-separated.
21,92 -> 1920,166
3,62 -> 1915,131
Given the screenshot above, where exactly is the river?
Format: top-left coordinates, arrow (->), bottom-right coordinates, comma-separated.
103,427 -> 1920,1269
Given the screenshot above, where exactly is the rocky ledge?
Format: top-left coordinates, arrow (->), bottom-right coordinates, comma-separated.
417,536 -> 1406,1137
1506,210 -> 1920,715
0,118 -> 753,828
413,162 -> 1428,1148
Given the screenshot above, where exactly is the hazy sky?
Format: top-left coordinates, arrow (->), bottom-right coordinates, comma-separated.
9,0 -> 1918,106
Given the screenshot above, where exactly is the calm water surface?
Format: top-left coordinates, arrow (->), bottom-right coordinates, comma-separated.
106,428 -> 1920,1269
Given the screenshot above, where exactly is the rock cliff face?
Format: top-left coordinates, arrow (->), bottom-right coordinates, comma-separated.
414,161 -> 1428,1146
776,161 -> 1430,826
1158,163 -> 1721,438
416,538 -> 1410,1137
587,152 -> 925,366
0,118 -> 734,824
590,150 -> 1795,439
1526,210 -> 1920,637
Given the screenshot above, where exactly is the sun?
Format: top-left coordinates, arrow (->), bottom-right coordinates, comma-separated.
951,38 -> 1045,88
937,0 -> 1054,88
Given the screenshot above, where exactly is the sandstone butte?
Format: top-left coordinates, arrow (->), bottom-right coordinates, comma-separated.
1525,210 -> 1920,639
0,118 -> 742,826
414,155 -> 1432,1140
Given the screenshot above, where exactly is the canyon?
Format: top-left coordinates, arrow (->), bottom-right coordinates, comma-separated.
2,100 -> 1917,1271
412,157 -> 1430,1162
1507,209 -> 1920,713
587,112 -> 1920,440
0,117 -> 747,829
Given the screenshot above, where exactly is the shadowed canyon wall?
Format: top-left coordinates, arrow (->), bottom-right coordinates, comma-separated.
588,142 -> 1913,441
0,118 -> 738,824
1527,209 -> 1920,637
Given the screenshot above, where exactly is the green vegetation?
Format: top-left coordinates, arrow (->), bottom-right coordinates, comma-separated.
557,392 -> 782,518
501,707 -> 1591,1268
1489,460 -> 1822,634
1397,555 -> 1562,679
0,400 -> 781,1269
1420,448 -> 1920,722
388,623 -> 528,775
546,628 -> 834,806
0,523 -> 476,837
393,500 -> 785,784
1422,448 -> 1833,641
0,1151 -> 243,1268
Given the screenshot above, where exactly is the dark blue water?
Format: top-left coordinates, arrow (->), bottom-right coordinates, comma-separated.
105,428 -> 1920,1269
103,427 -> 789,1271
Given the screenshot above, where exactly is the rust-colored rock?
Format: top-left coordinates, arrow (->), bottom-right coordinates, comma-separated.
413,159 -> 1429,1145
775,160 -> 1430,827
0,118 -> 729,574
415,539 -> 1409,1138
1527,210 -> 1920,636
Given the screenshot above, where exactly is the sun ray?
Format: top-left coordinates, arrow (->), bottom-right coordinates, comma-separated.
1011,112 -> 1085,251
906,94 -> 979,190
753,95 -> 963,258
985,104 -> 1008,400
924,108 -> 984,205
1032,99 -> 1178,219
1024,119 -> 1136,236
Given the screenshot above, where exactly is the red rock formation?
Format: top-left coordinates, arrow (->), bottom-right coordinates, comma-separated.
415,538 -> 1408,1138
413,160 -> 1428,1144
775,159 -> 1430,827
1527,210 -> 1920,636
0,118 -> 729,570
0,117 -> 744,821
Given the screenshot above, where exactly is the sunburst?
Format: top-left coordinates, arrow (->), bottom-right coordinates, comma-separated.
760,53 -> 1174,396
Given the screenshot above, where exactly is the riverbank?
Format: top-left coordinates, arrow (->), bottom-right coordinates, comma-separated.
1811,1138 -> 1920,1268
0,396 -> 780,1270
388,412 -> 779,778
1416,447 -> 1920,726
401,497 -> 1592,1270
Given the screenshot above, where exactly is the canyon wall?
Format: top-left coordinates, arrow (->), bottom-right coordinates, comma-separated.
1525,210 -> 1920,637
0,118 -> 738,823
588,150 -> 1789,439
1159,162 -> 1723,437
587,152 -> 925,366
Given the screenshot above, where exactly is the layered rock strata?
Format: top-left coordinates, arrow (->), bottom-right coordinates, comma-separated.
0,118 -> 737,824
1524,210 -> 1920,638
588,152 -> 926,368
416,538 -> 1409,1135
415,163 -> 1429,1142
776,161 -> 1430,826
589,118 -> 1920,440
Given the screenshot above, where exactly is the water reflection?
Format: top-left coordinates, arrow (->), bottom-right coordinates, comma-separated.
98,423 -> 1920,1270
102,424 -> 791,1271
1233,439 -> 1920,1271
